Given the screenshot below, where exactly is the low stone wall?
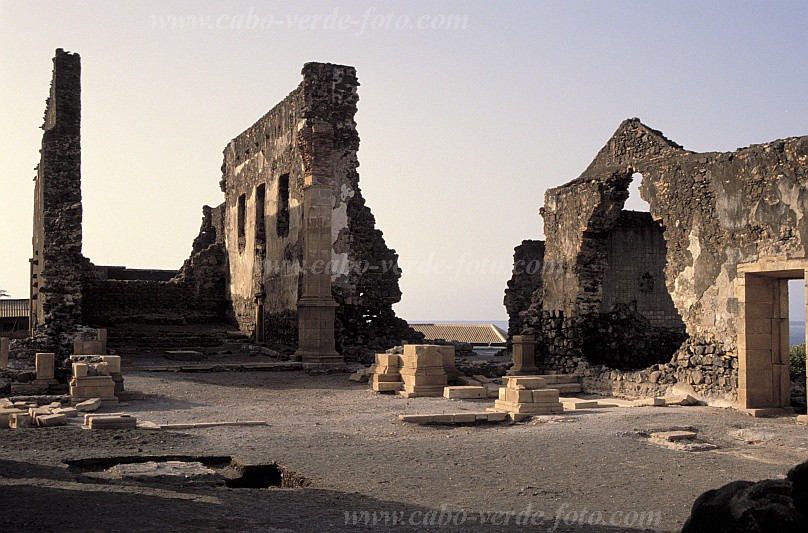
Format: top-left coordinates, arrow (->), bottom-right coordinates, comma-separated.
83,244 -> 227,326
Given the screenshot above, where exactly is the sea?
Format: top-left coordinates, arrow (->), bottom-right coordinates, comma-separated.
412,320 -> 808,347
792,321 -> 806,346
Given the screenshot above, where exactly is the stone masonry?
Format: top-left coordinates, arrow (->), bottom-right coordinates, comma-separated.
219,62 -> 420,361
30,49 -> 85,354
506,119 -> 808,404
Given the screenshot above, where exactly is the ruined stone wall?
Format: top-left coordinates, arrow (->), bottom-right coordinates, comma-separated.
93,266 -> 178,282
601,211 -> 682,329
221,80 -> 305,335
30,49 -> 86,354
26,50 -> 230,363
504,240 -> 544,336
220,62 -> 418,358
508,118 -> 807,402
83,206 -> 228,326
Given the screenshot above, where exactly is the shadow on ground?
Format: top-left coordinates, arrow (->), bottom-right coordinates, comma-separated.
0,459 -> 664,532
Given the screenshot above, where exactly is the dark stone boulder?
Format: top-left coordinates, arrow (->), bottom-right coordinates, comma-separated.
682,461 -> 808,533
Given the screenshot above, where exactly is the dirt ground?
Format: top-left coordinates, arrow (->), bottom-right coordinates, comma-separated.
2,369 -> 808,532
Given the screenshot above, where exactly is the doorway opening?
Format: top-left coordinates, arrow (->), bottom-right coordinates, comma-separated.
789,279 -> 806,413
738,260 -> 807,412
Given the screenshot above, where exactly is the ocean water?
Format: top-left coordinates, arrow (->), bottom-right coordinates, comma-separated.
412,320 -> 807,346
792,321 -> 806,346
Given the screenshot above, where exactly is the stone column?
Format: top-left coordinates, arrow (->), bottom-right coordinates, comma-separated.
294,122 -> 344,367
508,335 -> 540,375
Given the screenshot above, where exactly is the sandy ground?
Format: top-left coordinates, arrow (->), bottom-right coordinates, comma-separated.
2,369 -> 808,532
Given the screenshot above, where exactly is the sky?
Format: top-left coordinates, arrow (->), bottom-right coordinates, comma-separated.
1,0 -> 806,322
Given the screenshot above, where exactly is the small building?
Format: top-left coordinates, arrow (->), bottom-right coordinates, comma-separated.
409,323 -> 508,347
0,299 -> 30,337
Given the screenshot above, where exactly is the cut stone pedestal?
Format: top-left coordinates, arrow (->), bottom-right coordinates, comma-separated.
33,352 -> 58,387
295,298 -> 344,367
0,337 -> 9,368
69,360 -> 116,402
494,375 -> 563,416
369,353 -> 403,393
507,335 -> 540,375
398,345 -> 448,397
437,346 -> 460,380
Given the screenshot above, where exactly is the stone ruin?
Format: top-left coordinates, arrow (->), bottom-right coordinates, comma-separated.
11,48 -> 808,420
505,118 -> 808,412
217,62 -> 419,360
16,48 -> 420,382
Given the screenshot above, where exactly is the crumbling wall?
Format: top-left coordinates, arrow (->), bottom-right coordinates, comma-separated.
82,206 -> 228,326
601,211 -> 682,329
220,62 -> 419,358
26,49 -> 231,365
30,49 -> 87,355
504,240 -> 544,336
508,118 -> 808,402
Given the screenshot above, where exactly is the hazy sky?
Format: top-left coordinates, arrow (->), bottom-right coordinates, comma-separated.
1,0 -> 806,322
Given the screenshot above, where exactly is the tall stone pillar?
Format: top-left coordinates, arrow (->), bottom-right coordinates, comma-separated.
508,335 -> 540,375
294,122 -> 344,367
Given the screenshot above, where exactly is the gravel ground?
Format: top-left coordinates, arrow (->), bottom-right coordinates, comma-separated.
2,370 -> 808,532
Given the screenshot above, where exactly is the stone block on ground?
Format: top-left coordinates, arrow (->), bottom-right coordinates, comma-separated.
650,430 -> 698,442
398,386 -> 445,398
401,345 -> 444,369
503,376 -> 547,390
0,408 -> 25,428
443,386 -> 488,399
494,399 -> 564,415
349,371 -> 368,383
452,413 -> 477,423
456,376 -> 482,386
631,397 -> 666,407
9,412 -> 32,428
36,413 -> 67,427
372,373 -> 402,383
75,398 -> 102,412
86,415 -> 137,429
28,406 -> 53,420
505,388 -> 536,403
70,375 -> 116,400
372,381 -> 403,393
665,394 -> 700,406
73,363 -> 89,378
99,355 -> 121,373
52,407 -> 78,418
560,398 -> 600,409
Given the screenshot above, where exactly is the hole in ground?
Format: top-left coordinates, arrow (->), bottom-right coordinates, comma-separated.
65,455 -> 309,489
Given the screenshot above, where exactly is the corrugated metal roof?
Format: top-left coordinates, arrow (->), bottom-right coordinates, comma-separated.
0,299 -> 29,318
409,323 -> 508,345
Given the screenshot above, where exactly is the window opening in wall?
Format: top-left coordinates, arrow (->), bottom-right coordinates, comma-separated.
237,193 -> 246,252
276,174 -> 290,238
255,184 -> 266,250
624,172 -> 651,212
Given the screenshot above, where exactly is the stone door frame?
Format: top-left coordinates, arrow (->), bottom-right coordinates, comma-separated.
737,257 -> 807,412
